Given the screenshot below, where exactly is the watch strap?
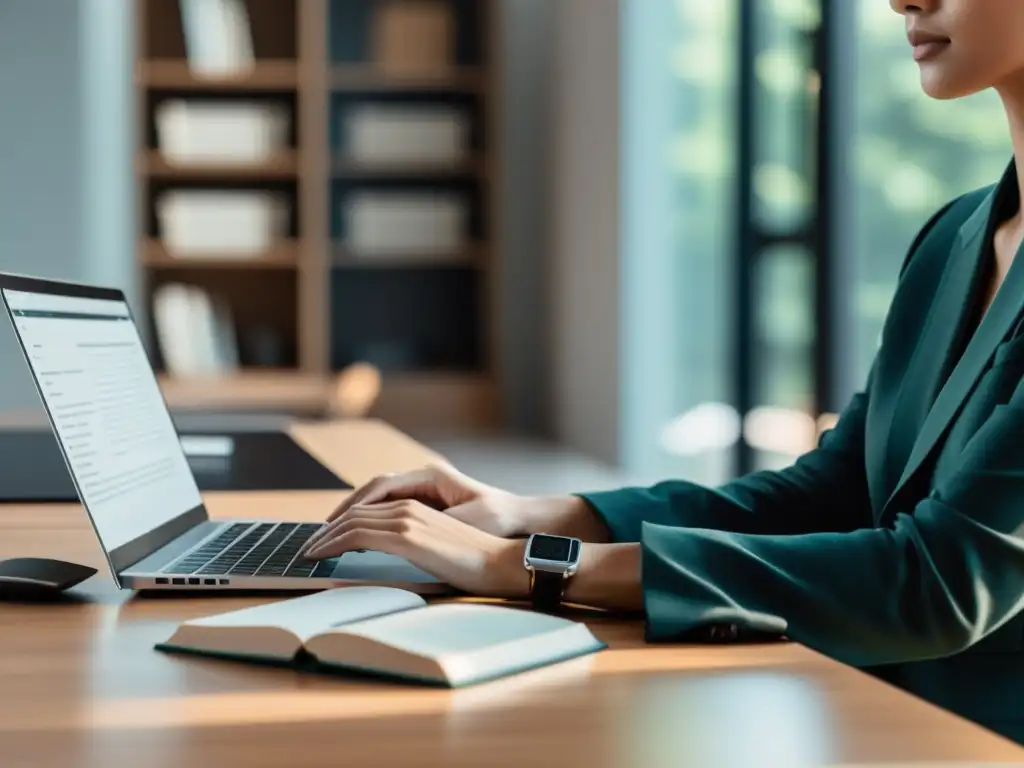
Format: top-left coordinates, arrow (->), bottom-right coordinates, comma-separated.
530,568 -> 566,613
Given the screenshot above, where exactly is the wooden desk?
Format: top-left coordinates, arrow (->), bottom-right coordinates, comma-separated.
0,420 -> 1021,767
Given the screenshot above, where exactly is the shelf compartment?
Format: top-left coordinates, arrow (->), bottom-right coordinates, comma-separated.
141,0 -> 299,61
147,269 -> 299,371
331,178 -> 484,244
330,267 -> 483,372
328,0 -> 487,68
146,181 -> 299,241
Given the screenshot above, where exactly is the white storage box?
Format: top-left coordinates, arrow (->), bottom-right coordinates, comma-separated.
345,193 -> 466,256
156,100 -> 289,164
345,105 -> 469,165
157,191 -> 289,255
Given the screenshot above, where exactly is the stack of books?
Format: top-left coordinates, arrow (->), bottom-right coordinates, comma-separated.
152,283 -> 240,378
180,0 -> 254,76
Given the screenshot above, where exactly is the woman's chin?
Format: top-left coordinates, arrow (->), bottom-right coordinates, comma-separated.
919,69 -> 984,100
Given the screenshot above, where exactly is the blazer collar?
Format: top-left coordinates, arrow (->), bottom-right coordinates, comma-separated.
957,184 -> 997,252
884,168 -> 1021,508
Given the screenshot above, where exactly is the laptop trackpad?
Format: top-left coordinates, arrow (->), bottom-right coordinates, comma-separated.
329,550 -> 439,584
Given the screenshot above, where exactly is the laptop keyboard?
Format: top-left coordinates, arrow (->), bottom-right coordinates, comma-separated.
162,522 -> 339,579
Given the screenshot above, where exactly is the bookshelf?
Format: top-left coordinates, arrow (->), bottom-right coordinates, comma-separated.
135,0 -> 500,432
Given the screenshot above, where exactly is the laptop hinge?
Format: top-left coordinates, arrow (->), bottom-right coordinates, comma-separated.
108,504 -> 209,577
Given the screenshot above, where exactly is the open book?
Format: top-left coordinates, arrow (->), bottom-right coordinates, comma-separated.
156,588 -> 605,687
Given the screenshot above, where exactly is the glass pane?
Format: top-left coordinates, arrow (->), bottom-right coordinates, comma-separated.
750,245 -> 817,470
621,0 -> 738,485
753,0 -> 820,231
850,2 -> 1011,383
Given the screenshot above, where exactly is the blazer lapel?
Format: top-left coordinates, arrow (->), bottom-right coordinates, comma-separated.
878,209 -> 986,498
885,193 -> 1024,509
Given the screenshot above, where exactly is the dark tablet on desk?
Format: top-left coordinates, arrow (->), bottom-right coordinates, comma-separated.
0,430 -> 351,502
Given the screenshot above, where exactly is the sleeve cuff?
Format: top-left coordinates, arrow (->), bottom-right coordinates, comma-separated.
639,521 -> 788,643
575,490 -> 648,543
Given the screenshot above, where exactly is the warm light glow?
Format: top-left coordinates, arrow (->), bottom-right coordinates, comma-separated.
81,690 -> 445,731
816,412 -> 839,435
743,406 -> 817,456
806,69 -> 821,95
331,362 -> 382,416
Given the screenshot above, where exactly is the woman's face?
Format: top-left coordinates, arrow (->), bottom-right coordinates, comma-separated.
890,0 -> 1024,99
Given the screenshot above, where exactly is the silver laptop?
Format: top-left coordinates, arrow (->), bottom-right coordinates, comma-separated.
0,272 -> 442,593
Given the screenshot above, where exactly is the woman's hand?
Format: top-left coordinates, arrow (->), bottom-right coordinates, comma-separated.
309,464 -> 610,542
301,499 -> 531,599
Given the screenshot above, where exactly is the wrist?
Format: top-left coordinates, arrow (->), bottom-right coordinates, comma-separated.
552,495 -> 613,543
490,537 -> 531,600
563,542 -> 643,611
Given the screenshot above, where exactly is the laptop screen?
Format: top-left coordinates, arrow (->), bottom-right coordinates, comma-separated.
2,288 -> 203,552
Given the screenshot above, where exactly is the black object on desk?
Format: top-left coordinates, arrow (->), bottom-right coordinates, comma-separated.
0,558 -> 97,600
0,430 -> 351,502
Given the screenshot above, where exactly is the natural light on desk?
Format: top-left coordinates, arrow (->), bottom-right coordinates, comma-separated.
625,673 -> 830,768
74,644 -> 808,731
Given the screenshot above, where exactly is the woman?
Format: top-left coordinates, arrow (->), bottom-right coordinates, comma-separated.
302,0 -> 1024,744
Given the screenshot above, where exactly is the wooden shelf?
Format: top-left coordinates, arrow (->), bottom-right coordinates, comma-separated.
330,65 -> 484,92
156,369 -> 498,432
158,370 -> 331,413
137,0 -> 501,432
331,156 -> 483,179
331,244 -> 484,269
142,240 -> 300,270
140,150 -> 298,180
136,59 -> 299,90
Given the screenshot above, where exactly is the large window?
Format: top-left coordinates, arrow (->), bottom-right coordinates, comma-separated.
620,0 -> 1011,483
748,0 -> 820,471
621,0 -> 737,485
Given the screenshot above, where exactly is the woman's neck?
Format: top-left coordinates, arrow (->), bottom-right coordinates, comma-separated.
997,76 -> 1024,223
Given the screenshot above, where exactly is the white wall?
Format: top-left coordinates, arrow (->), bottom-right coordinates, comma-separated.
550,0 -> 623,465
0,0 -> 135,413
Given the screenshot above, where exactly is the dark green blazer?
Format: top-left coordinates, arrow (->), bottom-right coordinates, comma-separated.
582,169 -> 1024,744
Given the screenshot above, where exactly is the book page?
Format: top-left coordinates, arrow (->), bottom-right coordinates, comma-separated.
309,603 -> 603,686
186,587 -> 427,642
332,603 -> 575,655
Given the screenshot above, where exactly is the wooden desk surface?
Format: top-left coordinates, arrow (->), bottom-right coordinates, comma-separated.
0,419 -> 1021,767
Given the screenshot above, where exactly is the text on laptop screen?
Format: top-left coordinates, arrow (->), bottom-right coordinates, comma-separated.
3,289 -> 203,551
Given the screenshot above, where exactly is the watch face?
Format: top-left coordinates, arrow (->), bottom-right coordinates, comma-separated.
529,534 -> 572,562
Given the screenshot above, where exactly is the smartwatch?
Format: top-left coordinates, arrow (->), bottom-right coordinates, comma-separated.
523,533 -> 582,612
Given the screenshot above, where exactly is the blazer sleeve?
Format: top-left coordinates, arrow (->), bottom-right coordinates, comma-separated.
580,381 -> 873,539
621,393 -> 1024,666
